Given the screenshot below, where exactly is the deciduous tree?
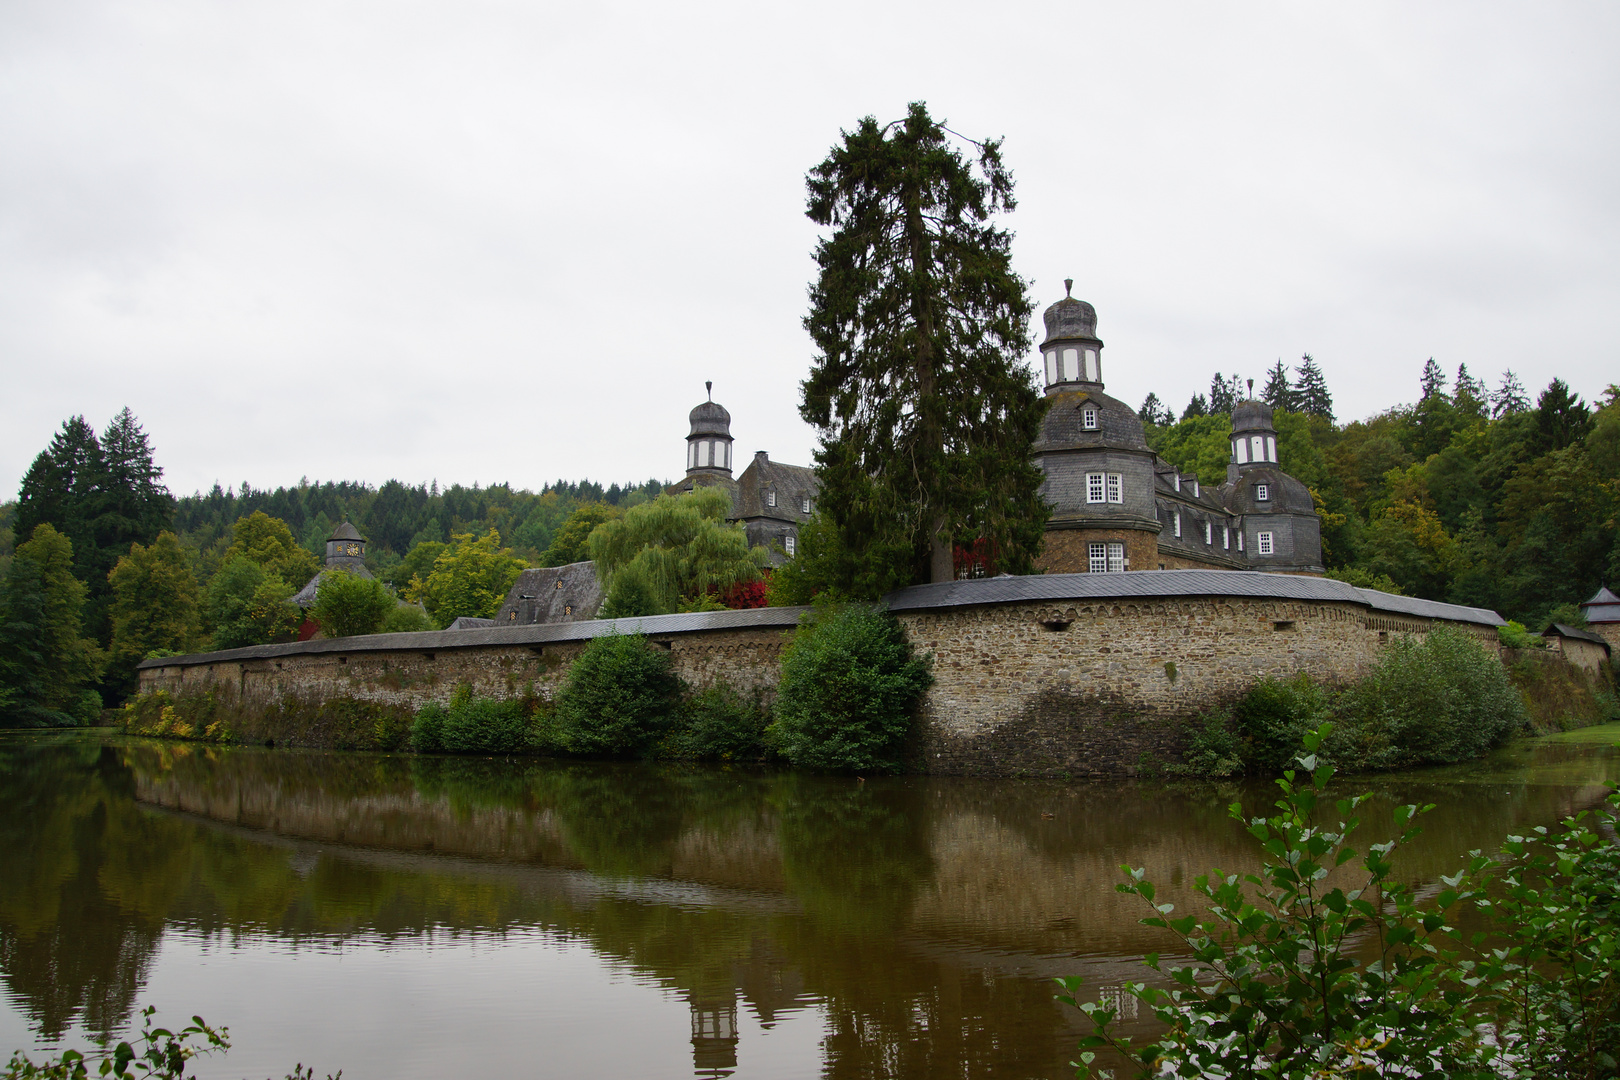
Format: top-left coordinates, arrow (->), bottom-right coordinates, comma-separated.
0,525 -> 104,725
205,557 -> 301,650
587,489 -> 763,617
800,101 -> 1047,591
406,529 -> 526,628
224,511 -> 320,586
107,532 -> 203,695
311,570 -> 397,638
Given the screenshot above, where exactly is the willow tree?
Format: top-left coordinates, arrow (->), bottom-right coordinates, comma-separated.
800,101 -> 1047,593
587,488 -> 764,617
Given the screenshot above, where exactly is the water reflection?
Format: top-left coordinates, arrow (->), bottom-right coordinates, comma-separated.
1,728 -> 1616,1079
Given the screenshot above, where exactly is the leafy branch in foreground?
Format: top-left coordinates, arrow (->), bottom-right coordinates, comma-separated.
2,1005 -> 338,1080
1058,722 -> 1620,1079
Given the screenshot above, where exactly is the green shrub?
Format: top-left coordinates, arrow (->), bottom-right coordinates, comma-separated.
1334,625 -> 1529,769
669,683 -> 771,761
311,570 -> 397,638
771,603 -> 933,773
380,604 -> 434,634
554,633 -> 681,757
411,683 -> 543,755
1168,708 -> 1244,778
1233,673 -> 1331,773
1498,619 -> 1543,649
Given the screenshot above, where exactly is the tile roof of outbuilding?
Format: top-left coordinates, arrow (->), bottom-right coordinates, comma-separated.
1545,623 -> 1611,651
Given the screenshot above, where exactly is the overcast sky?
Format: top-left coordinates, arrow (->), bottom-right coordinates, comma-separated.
3,1 -> 1617,502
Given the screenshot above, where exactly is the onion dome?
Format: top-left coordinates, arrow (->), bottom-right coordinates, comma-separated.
688,400 -> 731,439
1042,281 -> 1099,346
1231,398 -> 1275,434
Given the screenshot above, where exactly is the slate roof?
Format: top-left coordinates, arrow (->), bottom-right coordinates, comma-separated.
448,616 -> 497,630
329,521 -> 364,542
1035,387 -> 1151,454
733,454 -> 818,521
1042,293 -> 1100,344
1580,586 -> 1620,623
1544,623 -> 1611,651
880,570 -> 1506,627
493,562 -> 604,625
138,605 -> 810,668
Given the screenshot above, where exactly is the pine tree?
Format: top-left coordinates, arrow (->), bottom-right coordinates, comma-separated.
1182,393 -> 1209,420
1261,360 -> 1295,411
1534,379 -> 1591,453
1209,373 -> 1245,415
1453,364 -> 1484,415
1293,353 -> 1335,421
1493,370 -> 1530,418
801,101 -> 1046,590
1419,358 -> 1448,401
15,416 -> 102,570
0,525 -> 103,725
1138,393 -> 1174,427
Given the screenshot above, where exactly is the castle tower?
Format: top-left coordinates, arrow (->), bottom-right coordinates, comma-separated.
1219,393 -> 1323,574
685,382 -> 734,480
1030,285 -> 1160,575
324,522 -> 367,572
1039,279 -> 1105,394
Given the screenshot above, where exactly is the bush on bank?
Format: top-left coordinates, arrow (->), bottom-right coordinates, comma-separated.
1176,626 -> 1531,777
410,682 -> 547,755
770,603 -> 933,773
552,632 -> 683,758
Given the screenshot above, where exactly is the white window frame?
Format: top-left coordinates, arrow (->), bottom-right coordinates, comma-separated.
1192,480 -> 1200,498
1238,529 -> 1245,552
1172,474 -> 1180,492
1223,527 -> 1230,550
800,497 -> 810,514
1082,407 -> 1098,430
785,535 -> 796,556
1106,473 -> 1122,503
766,490 -> 776,508
1107,542 -> 1126,572
1087,472 -> 1106,504
1088,542 -> 1107,573
1258,531 -> 1274,555
1173,512 -> 1181,538
1256,483 -> 1270,502
1203,520 -> 1212,545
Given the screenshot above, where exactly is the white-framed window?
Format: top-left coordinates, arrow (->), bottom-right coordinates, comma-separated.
1251,435 -> 1265,462
1088,542 -> 1126,573
1084,349 -> 1100,382
1235,438 -> 1249,464
1087,472 -> 1106,503
1192,480 -> 1200,498
785,535 -> 796,556
1172,474 -> 1180,492
1062,347 -> 1079,381
1266,436 -> 1277,462
766,490 -> 776,507
1203,520 -> 1212,545
1258,531 -> 1274,555
1044,351 -> 1057,385
800,496 -> 811,514
1238,529 -> 1245,552
1106,473 -> 1122,503
1173,512 -> 1181,538
1223,527 -> 1230,550
1256,483 -> 1270,502
1082,407 -> 1098,430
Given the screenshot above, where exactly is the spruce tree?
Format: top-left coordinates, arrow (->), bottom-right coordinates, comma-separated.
1493,369 -> 1530,418
1453,364 -> 1485,416
801,102 -> 1046,591
1261,360 -> 1295,411
1293,353 -> 1335,421
1182,393 -> 1209,420
1209,373 -> 1245,414
1419,357 -> 1448,400
15,416 -> 102,570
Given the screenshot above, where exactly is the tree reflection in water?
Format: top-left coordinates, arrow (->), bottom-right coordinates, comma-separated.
0,729 -> 1615,1079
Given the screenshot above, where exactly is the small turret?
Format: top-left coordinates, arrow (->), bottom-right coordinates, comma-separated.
1229,397 -> 1278,472
1039,279 -> 1105,394
324,522 -> 367,571
685,381 -> 734,479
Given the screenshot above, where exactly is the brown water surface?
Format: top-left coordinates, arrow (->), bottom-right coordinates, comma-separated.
1,726 -> 1616,1079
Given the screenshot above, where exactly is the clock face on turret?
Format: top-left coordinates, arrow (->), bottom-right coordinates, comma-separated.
345,544 -> 360,556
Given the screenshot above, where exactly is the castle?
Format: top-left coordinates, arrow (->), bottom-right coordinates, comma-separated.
686,285 -> 1323,576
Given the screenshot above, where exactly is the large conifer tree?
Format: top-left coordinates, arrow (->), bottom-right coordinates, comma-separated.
800,102 -> 1046,591
1293,353 -> 1335,421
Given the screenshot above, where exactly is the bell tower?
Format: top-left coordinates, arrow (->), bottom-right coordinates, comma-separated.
1039,279 -> 1105,394
685,382 -> 734,480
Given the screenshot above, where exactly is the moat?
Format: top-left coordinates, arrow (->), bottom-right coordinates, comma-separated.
3,726 -> 1617,1079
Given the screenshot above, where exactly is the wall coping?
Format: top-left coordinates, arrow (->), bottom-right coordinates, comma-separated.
138,570 -> 1504,673
881,569 -> 1506,627
137,606 -> 810,670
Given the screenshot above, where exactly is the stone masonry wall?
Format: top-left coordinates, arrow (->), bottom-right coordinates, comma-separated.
138,590 -> 1499,777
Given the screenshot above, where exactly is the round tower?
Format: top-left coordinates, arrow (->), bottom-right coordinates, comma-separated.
1039,279 -> 1105,393
685,382 -> 734,479
324,522 -> 367,572
1230,397 -> 1279,470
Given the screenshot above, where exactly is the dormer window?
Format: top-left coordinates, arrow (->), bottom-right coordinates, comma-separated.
1082,407 -> 1098,430
1192,480 -> 1200,498
1173,512 -> 1181,538
800,496 -> 811,514
1173,474 -> 1180,492
785,535 -> 796,556
1256,483 -> 1270,502
766,490 -> 776,508
1203,520 -> 1212,545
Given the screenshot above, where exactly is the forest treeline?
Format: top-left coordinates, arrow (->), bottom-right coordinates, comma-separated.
1141,357 -> 1619,630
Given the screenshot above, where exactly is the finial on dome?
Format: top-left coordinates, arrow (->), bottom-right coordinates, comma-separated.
1247,378 -> 1254,400
705,380 -> 712,401
1064,278 -> 1073,298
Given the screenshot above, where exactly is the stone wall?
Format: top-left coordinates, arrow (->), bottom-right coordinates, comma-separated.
138,572 -> 1508,777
